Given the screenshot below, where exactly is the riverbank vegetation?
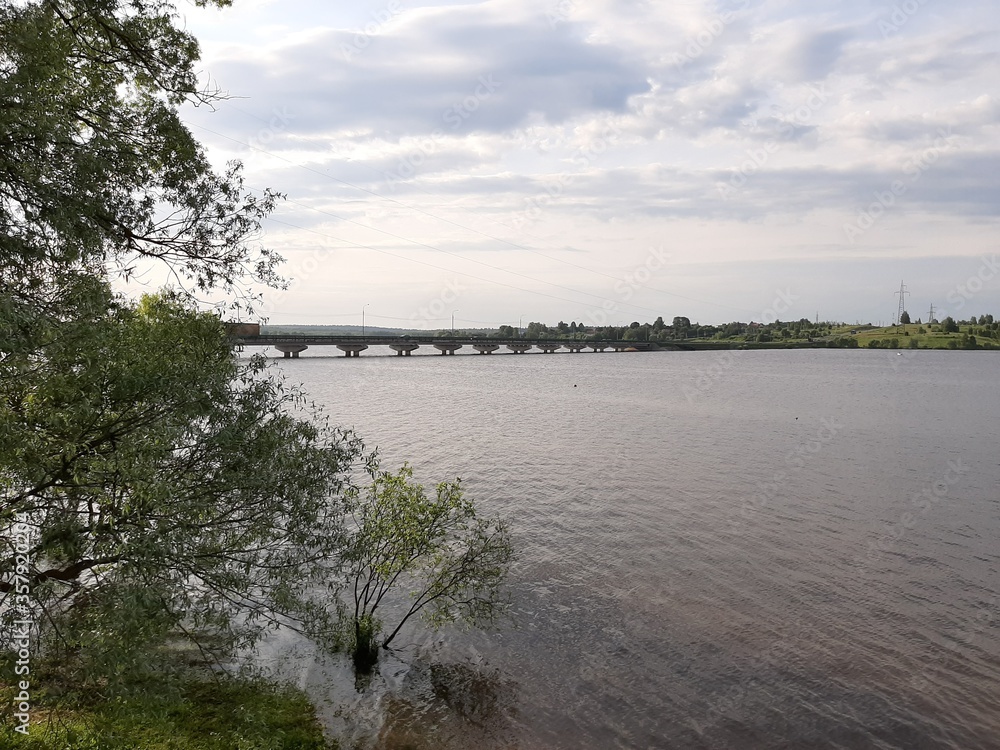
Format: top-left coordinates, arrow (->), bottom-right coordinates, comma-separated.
0,664 -> 334,749
434,314 -> 998,350
0,0 -> 512,745
340,466 -> 513,673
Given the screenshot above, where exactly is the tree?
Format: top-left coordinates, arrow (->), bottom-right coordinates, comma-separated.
1,0 -> 514,694
339,465 -> 514,672
1,291 -> 370,684
900,311 -> 911,324
0,0 -> 281,312
942,316 -> 960,333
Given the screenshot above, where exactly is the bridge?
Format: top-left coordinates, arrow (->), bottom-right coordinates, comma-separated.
235,334 -> 674,358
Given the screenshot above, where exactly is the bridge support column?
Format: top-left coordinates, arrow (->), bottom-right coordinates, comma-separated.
336,344 -> 368,358
433,343 -> 462,356
275,344 -> 308,359
389,343 -> 420,357
505,343 -> 533,354
473,344 -> 500,355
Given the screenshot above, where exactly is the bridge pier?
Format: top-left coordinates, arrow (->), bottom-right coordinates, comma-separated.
588,344 -> 608,352
433,343 -> 462,356
389,343 -> 419,356
537,344 -> 561,354
336,344 -> 368,357
472,344 -> 500,354
564,343 -> 587,353
506,343 -> 533,354
275,344 -> 308,358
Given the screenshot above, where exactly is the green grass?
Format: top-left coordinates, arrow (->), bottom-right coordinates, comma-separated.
679,323 -> 997,351
0,675 -> 335,750
849,324 -> 996,349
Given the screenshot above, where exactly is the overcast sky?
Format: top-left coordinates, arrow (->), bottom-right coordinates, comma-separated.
173,0 -> 1000,328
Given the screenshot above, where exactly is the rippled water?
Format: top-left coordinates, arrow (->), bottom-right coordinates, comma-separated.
261,347 -> 1000,749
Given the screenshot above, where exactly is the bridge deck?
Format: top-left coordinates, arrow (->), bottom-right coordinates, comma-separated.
235,335 -> 664,350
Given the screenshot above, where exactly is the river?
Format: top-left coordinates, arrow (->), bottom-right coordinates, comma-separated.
257,347 -> 1000,749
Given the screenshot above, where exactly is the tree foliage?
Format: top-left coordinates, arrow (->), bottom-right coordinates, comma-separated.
0,0 -> 282,360
1,291 -> 370,684
339,465 -> 514,672
1,0 -> 515,693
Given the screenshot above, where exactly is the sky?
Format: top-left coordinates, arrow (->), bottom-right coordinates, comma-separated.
169,0 -> 1000,328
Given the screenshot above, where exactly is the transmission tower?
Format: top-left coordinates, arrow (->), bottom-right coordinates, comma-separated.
894,280 -> 909,326
927,303 -> 936,324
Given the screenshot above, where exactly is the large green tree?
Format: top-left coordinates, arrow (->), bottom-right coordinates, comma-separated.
1,0 -> 513,693
1,291 -> 366,683
0,0 -> 344,685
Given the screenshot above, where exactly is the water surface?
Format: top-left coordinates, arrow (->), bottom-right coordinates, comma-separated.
261,348 -> 1000,749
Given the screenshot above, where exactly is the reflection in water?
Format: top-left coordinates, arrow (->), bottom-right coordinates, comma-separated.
377,661 -> 518,749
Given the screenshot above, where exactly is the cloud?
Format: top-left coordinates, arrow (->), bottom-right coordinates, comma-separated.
173,0 -> 1000,325
199,5 -> 650,140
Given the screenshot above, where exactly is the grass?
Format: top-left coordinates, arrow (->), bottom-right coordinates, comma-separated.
0,673 -> 336,750
678,323 -> 997,350
845,324 -> 996,349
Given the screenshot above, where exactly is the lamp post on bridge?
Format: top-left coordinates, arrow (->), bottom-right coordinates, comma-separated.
452,310 -> 458,334
362,303 -> 369,338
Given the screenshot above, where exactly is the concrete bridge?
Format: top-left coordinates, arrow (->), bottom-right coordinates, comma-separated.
234,334 -> 669,358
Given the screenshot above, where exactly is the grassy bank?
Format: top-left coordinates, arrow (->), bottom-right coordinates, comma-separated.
674,323 -> 997,351
0,672 -> 334,750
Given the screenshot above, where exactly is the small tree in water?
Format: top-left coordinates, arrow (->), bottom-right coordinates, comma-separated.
340,465 -> 514,672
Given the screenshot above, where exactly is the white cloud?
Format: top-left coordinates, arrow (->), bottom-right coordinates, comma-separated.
175,0 -> 1000,325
